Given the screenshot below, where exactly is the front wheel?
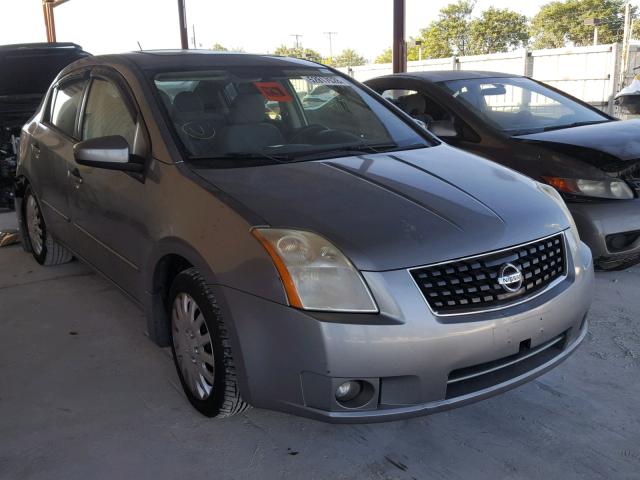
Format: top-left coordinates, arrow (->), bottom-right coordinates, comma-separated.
22,186 -> 72,266
168,268 -> 249,418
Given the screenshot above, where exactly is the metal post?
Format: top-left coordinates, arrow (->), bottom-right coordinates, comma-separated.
392,0 -> 406,73
593,26 -> 599,46
177,0 -> 189,49
42,0 -> 57,43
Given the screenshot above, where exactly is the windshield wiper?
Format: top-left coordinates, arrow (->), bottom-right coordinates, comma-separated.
188,152 -> 293,163
294,142 -> 426,159
542,120 -> 609,132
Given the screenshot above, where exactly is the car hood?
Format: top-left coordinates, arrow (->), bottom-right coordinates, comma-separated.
514,120 -> 640,170
193,145 -> 569,271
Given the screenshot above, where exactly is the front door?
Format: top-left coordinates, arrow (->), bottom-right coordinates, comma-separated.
69,72 -> 150,300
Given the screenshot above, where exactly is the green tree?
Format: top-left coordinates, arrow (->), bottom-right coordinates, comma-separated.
330,49 -> 367,67
375,48 -> 392,64
469,8 -> 529,54
273,45 -> 322,63
408,1 -> 526,59
407,25 -> 453,60
531,0 -> 632,48
211,43 -> 228,51
435,0 -> 475,55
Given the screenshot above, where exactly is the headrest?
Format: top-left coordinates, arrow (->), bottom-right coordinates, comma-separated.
229,94 -> 266,124
173,91 -> 204,113
194,81 -> 224,110
397,94 -> 426,116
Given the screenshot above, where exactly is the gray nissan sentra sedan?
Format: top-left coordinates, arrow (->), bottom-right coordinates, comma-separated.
15,51 -> 594,422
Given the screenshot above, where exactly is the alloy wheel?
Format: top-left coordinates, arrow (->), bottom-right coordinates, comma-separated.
171,293 -> 215,400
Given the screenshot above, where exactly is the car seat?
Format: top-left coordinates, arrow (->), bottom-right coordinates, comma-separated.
396,94 -> 434,124
171,91 -> 225,155
218,94 -> 285,153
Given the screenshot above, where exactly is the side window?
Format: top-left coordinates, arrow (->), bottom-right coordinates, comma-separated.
381,88 -> 451,122
50,79 -> 87,138
82,78 -> 136,147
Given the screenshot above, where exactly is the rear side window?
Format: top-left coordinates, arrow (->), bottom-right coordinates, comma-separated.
82,78 -> 136,147
50,79 -> 87,138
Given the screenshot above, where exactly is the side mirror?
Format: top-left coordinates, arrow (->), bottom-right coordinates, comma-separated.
428,119 -> 459,139
74,135 -> 144,172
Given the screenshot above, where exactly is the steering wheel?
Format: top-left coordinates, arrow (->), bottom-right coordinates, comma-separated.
289,124 -> 329,144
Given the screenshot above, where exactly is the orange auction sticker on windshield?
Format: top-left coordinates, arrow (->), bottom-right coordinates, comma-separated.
254,82 -> 293,102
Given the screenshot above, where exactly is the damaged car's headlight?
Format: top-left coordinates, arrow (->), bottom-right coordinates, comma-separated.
543,176 -> 634,200
252,228 -> 378,312
537,182 -> 581,246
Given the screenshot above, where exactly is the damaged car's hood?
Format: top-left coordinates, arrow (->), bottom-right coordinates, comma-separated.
0,43 -> 90,126
194,145 -> 569,271
514,120 -> 640,171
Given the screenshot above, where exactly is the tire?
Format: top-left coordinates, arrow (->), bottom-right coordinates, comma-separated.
22,186 -> 73,266
168,267 -> 249,418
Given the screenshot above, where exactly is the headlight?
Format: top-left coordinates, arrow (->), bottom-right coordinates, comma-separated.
543,176 -> 634,200
252,228 -> 378,312
537,182 -> 581,246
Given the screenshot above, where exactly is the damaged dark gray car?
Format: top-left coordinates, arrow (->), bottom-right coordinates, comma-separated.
367,71 -> 640,270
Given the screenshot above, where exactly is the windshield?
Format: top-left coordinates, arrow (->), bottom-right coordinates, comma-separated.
437,76 -> 610,135
153,66 -> 431,166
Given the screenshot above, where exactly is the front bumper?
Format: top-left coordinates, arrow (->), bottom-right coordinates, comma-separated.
216,239 -> 594,423
569,199 -> 640,265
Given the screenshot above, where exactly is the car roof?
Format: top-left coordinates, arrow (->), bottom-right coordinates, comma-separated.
373,70 -> 522,83
62,50 -> 323,73
0,42 -> 88,54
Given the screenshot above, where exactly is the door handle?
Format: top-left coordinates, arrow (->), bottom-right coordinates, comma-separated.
68,168 -> 83,185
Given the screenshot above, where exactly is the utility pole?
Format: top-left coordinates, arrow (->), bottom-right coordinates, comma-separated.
324,31 -> 337,59
290,34 -> 303,49
620,2 -> 633,88
192,24 -> 197,49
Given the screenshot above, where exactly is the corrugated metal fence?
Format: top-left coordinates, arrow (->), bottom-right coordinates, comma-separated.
339,43 -> 640,116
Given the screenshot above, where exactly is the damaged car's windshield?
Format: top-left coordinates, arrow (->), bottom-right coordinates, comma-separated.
438,76 -> 610,136
154,66 -> 432,165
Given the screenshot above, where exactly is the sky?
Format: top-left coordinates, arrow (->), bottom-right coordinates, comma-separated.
0,0 -> 636,61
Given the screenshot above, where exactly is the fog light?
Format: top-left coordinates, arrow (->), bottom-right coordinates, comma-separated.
335,381 -> 362,402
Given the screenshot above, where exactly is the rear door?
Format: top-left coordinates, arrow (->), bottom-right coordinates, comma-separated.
30,74 -> 88,245
69,69 -> 151,300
